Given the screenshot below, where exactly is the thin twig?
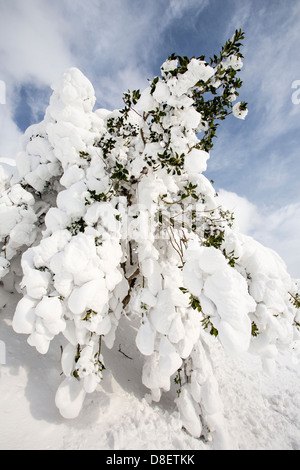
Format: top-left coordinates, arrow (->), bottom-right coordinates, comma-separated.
118,344 -> 133,360
122,97 -> 143,118
168,227 -> 184,265
98,335 -> 102,357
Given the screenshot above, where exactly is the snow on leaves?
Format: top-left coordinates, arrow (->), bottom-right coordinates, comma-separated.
0,31 -> 299,449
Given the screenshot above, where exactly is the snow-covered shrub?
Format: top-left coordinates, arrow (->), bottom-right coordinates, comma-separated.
1,29 -> 299,449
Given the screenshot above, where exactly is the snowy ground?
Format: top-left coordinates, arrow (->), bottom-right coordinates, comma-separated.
1,285 -> 300,451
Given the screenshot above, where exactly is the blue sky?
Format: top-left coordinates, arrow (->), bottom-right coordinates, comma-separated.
0,0 -> 300,277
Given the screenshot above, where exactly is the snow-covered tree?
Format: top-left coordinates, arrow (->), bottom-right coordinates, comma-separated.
1,30 -> 299,449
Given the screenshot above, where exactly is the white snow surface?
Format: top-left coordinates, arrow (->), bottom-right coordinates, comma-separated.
1,287 -> 300,450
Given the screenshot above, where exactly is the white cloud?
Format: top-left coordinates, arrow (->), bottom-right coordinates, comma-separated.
95,66 -> 149,110
230,1 -> 300,142
218,189 -> 300,279
58,0 -> 210,109
253,202 -> 300,280
0,0 -> 73,86
209,0 -> 300,221
0,105 -> 22,160
0,0 -> 75,161
167,0 -> 209,22
0,0 -> 211,154
0,0 -> 213,123
218,189 -> 261,234
0,0 -> 155,155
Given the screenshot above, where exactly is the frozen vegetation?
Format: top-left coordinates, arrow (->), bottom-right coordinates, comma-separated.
0,31 -> 300,450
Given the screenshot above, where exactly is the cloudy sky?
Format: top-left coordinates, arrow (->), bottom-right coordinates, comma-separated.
0,0 -> 299,277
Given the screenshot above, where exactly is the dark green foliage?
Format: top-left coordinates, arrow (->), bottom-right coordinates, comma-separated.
289,292 -> 300,309
111,162 -> 129,182
103,30 -> 247,177
67,217 -> 87,236
251,322 -> 259,337
174,368 -> 182,397
166,30 -> 247,153
79,151 -> 91,161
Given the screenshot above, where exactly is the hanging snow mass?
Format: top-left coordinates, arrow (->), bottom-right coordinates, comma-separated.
0,29 -> 299,450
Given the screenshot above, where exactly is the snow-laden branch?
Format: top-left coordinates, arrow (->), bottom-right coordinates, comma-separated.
0,31 -> 299,450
